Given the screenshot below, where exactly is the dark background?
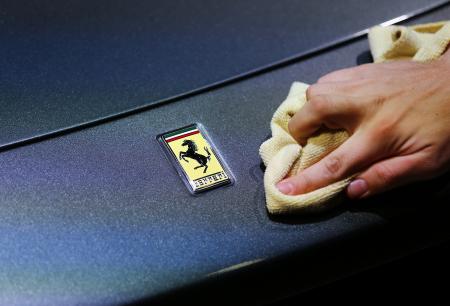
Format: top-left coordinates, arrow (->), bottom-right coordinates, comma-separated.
278,241 -> 450,306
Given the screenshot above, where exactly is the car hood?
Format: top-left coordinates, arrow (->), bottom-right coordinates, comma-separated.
0,0 -> 447,149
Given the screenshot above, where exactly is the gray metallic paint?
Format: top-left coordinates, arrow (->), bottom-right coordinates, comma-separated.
0,2 -> 450,306
1,0 -> 448,148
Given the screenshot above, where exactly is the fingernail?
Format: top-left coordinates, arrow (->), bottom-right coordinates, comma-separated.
348,179 -> 368,199
276,181 -> 294,195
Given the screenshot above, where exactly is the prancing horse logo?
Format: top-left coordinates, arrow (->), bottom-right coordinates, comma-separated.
179,139 -> 211,173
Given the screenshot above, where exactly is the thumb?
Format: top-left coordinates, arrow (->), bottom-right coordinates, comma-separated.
347,153 -> 427,199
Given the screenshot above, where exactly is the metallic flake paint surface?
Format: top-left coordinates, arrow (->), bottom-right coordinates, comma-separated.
0,0 -> 447,148
0,4 -> 450,306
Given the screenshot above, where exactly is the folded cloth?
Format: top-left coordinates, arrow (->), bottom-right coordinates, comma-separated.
259,21 -> 450,215
369,21 -> 450,62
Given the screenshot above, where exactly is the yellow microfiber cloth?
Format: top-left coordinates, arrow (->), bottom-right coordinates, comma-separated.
259,21 -> 450,215
369,21 -> 450,62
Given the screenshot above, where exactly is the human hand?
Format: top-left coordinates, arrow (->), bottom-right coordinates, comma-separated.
276,52 -> 450,199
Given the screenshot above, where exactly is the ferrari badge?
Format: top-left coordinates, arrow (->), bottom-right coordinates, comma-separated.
158,124 -> 233,194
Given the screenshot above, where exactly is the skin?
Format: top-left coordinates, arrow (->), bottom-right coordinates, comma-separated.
276,49 -> 450,199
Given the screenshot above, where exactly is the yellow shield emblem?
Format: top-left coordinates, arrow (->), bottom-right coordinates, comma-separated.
158,124 -> 232,193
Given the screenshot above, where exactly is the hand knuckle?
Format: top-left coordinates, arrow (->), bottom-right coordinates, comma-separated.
338,69 -> 353,79
306,84 -> 319,100
299,174 -> 313,192
373,163 -> 395,185
291,173 -> 313,193
373,118 -> 394,137
372,95 -> 386,108
310,96 -> 328,115
324,155 -> 343,178
319,68 -> 353,83
318,73 -> 337,83
317,75 -> 329,83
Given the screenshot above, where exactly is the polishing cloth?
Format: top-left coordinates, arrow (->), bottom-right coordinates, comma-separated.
259,21 -> 450,215
369,21 -> 450,62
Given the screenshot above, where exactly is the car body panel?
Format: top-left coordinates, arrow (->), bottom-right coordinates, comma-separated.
0,0 -> 447,148
0,2 -> 450,305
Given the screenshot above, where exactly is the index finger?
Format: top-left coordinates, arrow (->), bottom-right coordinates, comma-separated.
288,93 -> 356,145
